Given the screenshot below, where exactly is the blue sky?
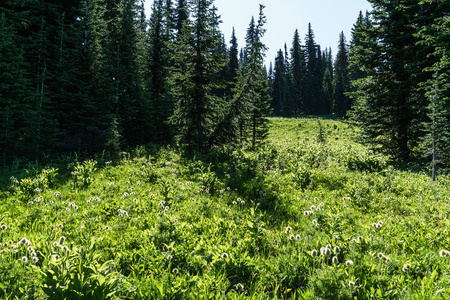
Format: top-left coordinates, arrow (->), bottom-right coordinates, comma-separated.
144,0 -> 373,65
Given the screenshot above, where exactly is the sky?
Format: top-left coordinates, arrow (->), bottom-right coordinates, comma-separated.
143,0 -> 373,65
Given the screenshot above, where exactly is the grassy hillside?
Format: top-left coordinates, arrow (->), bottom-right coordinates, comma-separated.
1,117 -> 450,299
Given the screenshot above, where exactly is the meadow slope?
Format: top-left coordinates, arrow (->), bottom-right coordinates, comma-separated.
1,117 -> 450,299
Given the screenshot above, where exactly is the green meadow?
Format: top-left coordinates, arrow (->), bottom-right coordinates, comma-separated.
1,117 -> 450,299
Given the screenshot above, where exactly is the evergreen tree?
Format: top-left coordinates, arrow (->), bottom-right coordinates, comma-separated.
332,31 -> 350,117
348,11 -> 371,88
226,27 -> 239,92
271,50 -> 285,116
243,16 -> 256,66
147,0 -> 174,143
169,0 -> 227,153
290,29 -> 307,115
283,43 -> 294,116
349,0 -> 442,162
175,0 -> 188,37
322,48 -> 333,115
420,0 -> 450,176
0,11 -> 31,165
304,23 -> 321,115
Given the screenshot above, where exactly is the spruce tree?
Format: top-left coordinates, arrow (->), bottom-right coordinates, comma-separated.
226,27 -> 239,93
419,1 -> 450,176
148,0 -> 173,143
169,0 -> 227,153
290,29 -> 307,115
304,23 -> 320,115
332,32 -> 350,117
271,50 -> 285,116
349,0 -> 442,162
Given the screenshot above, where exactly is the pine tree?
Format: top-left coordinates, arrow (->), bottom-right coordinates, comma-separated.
332,31 -> 350,117
169,0 -> 227,153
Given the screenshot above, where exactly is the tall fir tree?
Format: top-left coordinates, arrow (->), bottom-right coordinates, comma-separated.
147,0 -> 174,143
332,31 -> 350,117
419,0 -> 450,176
169,0 -> 227,153
304,23 -> 321,115
290,29 -> 307,115
271,50 -> 285,116
349,0 -> 442,162
226,27 -> 239,94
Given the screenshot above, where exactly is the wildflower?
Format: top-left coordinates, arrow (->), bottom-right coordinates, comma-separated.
18,238 -> 31,247
312,219 -> 318,226
172,268 -> 179,275
57,224 -> 63,228
439,250 -> 450,258
320,247 -> 331,256
382,256 -> 391,262
21,256 -> 28,263
402,263 -> 411,272
0,225 -> 7,230
285,226 -> 292,234
133,198 -> 138,203
61,246 -> 70,254
31,256 -> 39,263
311,249 -> 318,257
295,235 -> 301,240
59,236 -> 66,245
310,205 -> 316,210
345,260 -> 354,266
104,226 -> 111,230
348,281 -> 355,287
332,256 -> 339,264
0,249 -> 6,254
53,241 -> 59,247
378,221 -> 383,226
377,253 -> 384,259
221,253 -> 229,259
164,206 -> 169,212
232,201 -> 237,205
73,213 -> 77,217
167,255 -> 173,260
333,246 -> 340,255
235,283 -> 244,292
159,201 -> 165,207
289,235 -> 295,241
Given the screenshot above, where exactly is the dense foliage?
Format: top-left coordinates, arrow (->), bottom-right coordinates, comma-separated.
0,0 -> 271,164
2,118 -> 450,299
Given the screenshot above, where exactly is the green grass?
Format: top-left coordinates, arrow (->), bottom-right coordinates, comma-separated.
1,117 -> 450,299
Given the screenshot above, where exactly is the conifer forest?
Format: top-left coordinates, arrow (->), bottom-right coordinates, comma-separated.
1,0 -> 450,299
